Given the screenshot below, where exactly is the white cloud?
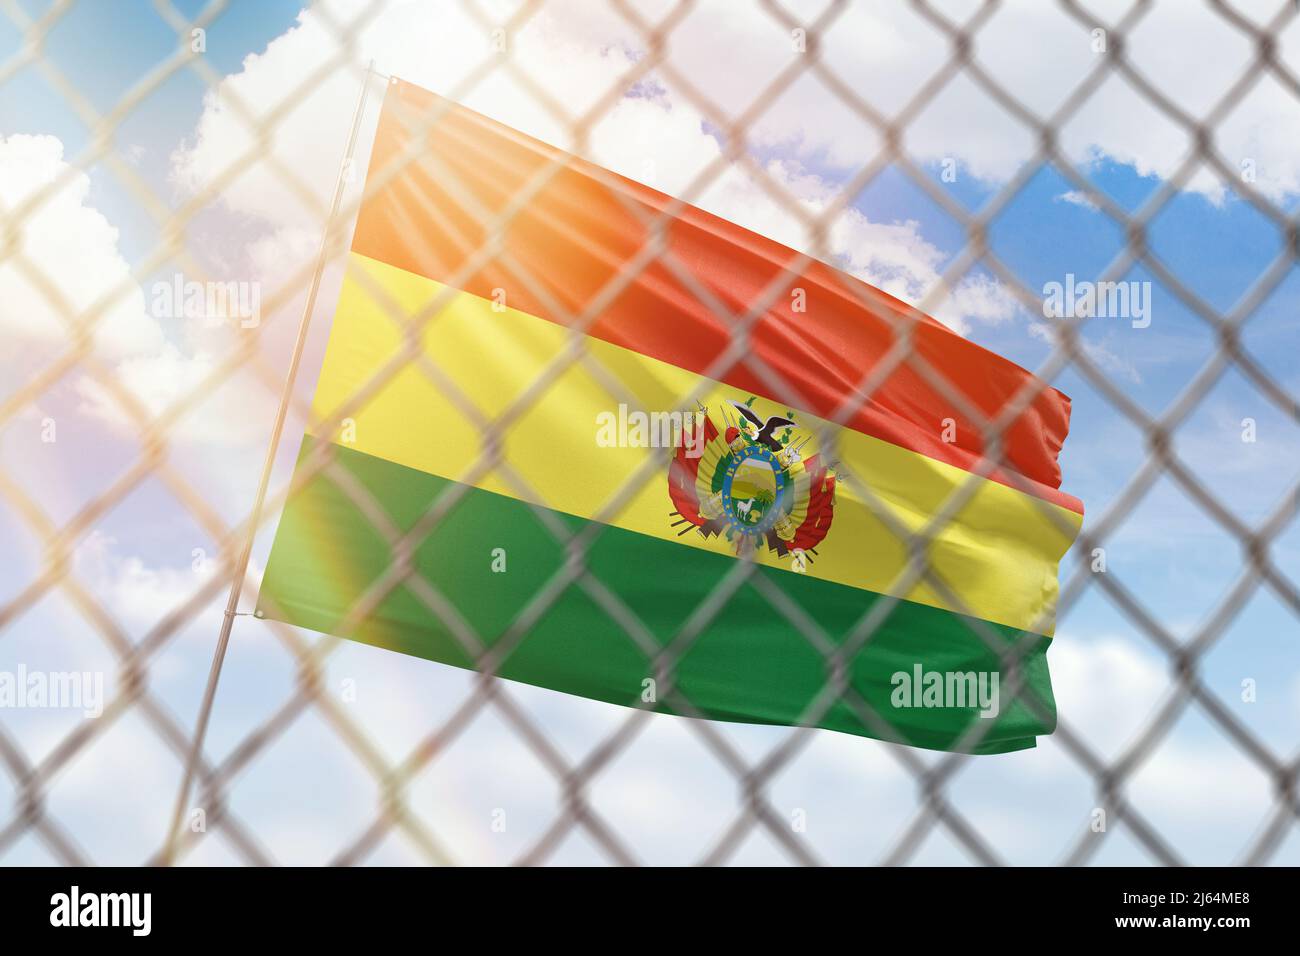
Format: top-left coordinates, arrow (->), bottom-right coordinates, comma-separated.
0,134 -> 162,360
0,133 -> 274,446
545,0 -> 1300,204
174,2 -> 1300,340
72,343 -> 274,446
1029,319 -> 1142,384
798,0 -> 1298,204
1049,635 -> 1170,757
169,0 -> 1025,333
73,529 -> 218,629
1055,189 -> 1099,211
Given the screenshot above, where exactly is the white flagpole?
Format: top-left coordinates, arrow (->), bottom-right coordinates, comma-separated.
161,59 -> 377,866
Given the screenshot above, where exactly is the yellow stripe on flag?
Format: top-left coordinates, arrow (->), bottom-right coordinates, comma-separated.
308,252 -> 1081,635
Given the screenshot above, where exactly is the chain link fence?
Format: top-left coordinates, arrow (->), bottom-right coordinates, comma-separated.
0,0 -> 1296,866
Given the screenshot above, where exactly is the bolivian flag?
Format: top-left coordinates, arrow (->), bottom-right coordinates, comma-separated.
258,78 -> 1083,754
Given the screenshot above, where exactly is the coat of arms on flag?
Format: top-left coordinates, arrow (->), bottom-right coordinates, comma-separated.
669,399 -> 836,566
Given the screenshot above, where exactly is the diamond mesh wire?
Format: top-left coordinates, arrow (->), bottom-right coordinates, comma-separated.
0,0 -> 1296,866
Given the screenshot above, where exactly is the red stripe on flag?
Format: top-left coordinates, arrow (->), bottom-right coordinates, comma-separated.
353,80 -> 1082,515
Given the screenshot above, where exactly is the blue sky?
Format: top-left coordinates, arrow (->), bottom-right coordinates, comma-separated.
0,0 -> 1297,865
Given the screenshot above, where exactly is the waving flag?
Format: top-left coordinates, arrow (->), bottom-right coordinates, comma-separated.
258,77 -> 1083,753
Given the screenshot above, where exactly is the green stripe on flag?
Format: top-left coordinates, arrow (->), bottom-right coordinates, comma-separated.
258,436 -> 1057,754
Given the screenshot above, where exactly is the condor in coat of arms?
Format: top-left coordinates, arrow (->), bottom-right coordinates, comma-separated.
668,397 -> 837,566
